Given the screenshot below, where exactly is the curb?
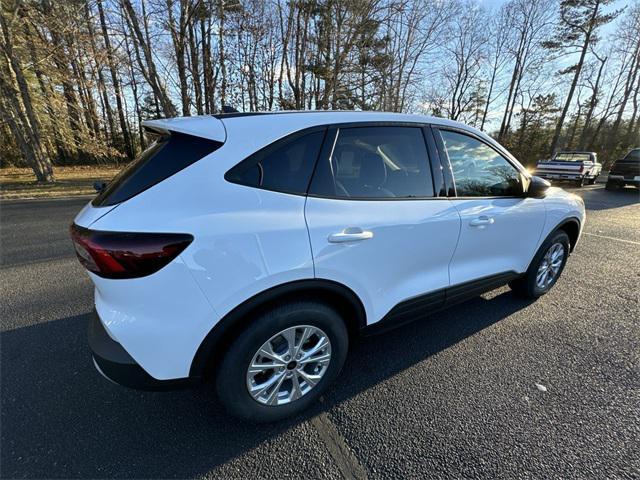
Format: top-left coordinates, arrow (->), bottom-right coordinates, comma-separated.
0,195 -> 93,204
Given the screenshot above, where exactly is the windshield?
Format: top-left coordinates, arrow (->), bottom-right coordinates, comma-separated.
554,153 -> 591,162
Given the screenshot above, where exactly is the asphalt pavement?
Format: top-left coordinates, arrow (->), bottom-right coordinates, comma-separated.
1,185 -> 639,479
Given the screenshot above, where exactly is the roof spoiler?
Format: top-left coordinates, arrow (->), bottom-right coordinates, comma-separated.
142,116 -> 226,143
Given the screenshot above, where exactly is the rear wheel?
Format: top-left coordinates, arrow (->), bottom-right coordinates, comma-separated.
575,177 -> 585,187
588,176 -> 597,185
215,301 -> 348,422
605,180 -> 620,190
509,231 -> 570,299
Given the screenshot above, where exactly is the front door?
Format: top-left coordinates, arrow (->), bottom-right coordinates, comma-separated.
435,128 -> 546,286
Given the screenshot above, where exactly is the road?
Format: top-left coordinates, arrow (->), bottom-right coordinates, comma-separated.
1,185 -> 639,479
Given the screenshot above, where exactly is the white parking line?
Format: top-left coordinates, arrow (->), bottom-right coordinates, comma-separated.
311,412 -> 368,480
583,232 -> 640,245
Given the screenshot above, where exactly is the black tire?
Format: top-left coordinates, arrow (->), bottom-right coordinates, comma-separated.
588,176 -> 597,185
575,177 -> 585,187
215,301 -> 348,423
509,230 -> 570,299
605,180 -> 620,190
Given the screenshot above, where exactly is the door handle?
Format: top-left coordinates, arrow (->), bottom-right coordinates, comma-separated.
328,227 -> 374,243
469,216 -> 495,227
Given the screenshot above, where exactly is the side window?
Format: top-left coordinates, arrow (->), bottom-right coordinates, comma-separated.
310,126 -> 434,199
225,129 -> 325,194
439,130 -> 523,197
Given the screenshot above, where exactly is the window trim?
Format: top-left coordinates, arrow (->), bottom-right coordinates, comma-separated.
224,120 -> 526,201
224,125 -> 328,197
428,125 -> 456,197
433,126 -> 530,200
307,122 -> 441,201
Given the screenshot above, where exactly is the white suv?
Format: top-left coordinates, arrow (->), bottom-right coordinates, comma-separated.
71,111 -> 585,422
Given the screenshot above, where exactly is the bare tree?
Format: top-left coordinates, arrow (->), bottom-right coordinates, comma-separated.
0,3 -> 53,181
579,51 -> 607,149
498,0 -> 555,141
480,5 -> 512,131
606,3 -> 640,151
441,2 -> 486,121
545,0 -> 621,154
121,0 -> 177,116
97,0 -> 135,158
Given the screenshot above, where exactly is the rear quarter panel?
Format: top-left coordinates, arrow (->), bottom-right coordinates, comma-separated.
84,141 -> 314,379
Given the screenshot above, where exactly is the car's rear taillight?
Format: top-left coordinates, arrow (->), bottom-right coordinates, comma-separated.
70,224 -> 193,279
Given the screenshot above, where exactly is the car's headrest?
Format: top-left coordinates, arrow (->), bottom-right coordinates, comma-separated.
359,151 -> 387,187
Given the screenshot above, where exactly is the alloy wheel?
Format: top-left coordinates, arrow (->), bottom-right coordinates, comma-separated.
246,325 -> 332,406
536,242 -> 565,289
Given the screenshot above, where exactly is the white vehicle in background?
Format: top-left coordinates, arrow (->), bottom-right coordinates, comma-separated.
70,111 -> 585,422
535,151 -> 602,187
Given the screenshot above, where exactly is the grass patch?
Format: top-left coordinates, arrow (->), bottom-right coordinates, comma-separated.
0,166 -> 121,200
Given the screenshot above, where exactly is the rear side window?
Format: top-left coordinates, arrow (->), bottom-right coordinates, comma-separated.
309,126 -> 434,199
624,149 -> 640,161
93,133 -> 221,207
225,129 -> 326,195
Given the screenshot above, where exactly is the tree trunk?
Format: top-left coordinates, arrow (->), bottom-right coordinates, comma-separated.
97,0 -> 135,159
218,1 -> 227,108
480,60 -> 498,131
201,17 -> 213,113
121,13 -> 144,153
85,2 -> 116,144
24,20 -> 67,162
188,18 -> 203,115
0,13 -> 53,182
607,38 -> 640,150
498,29 -> 526,141
167,0 -> 190,115
579,55 -> 606,150
567,100 -> 582,149
627,75 -> 640,143
121,0 -> 177,117
68,35 -> 101,140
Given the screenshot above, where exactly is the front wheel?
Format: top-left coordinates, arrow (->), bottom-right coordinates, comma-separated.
574,177 -> 585,187
509,231 -> 570,299
215,301 -> 348,422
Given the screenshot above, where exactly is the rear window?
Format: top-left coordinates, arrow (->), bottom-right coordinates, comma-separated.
554,153 -> 591,162
93,132 -> 221,207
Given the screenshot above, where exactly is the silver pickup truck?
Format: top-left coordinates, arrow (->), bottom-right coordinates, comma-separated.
535,151 -> 602,187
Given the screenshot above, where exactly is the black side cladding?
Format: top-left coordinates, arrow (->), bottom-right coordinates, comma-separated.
93,132 -> 222,207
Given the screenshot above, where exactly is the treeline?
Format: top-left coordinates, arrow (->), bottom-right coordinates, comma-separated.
1,0 -> 639,182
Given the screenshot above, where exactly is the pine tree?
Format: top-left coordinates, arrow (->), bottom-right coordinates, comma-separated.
545,0 -> 622,155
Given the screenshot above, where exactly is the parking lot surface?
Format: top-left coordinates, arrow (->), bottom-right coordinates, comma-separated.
1,185 -> 639,479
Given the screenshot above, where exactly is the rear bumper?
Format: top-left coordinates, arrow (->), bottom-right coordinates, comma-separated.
88,309 -> 198,390
537,172 -> 585,181
607,174 -> 640,186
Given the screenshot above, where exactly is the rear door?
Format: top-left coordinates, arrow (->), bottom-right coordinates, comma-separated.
434,127 -> 546,286
304,124 -> 461,326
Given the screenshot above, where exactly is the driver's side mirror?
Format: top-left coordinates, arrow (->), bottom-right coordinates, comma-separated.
525,175 -> 550,198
